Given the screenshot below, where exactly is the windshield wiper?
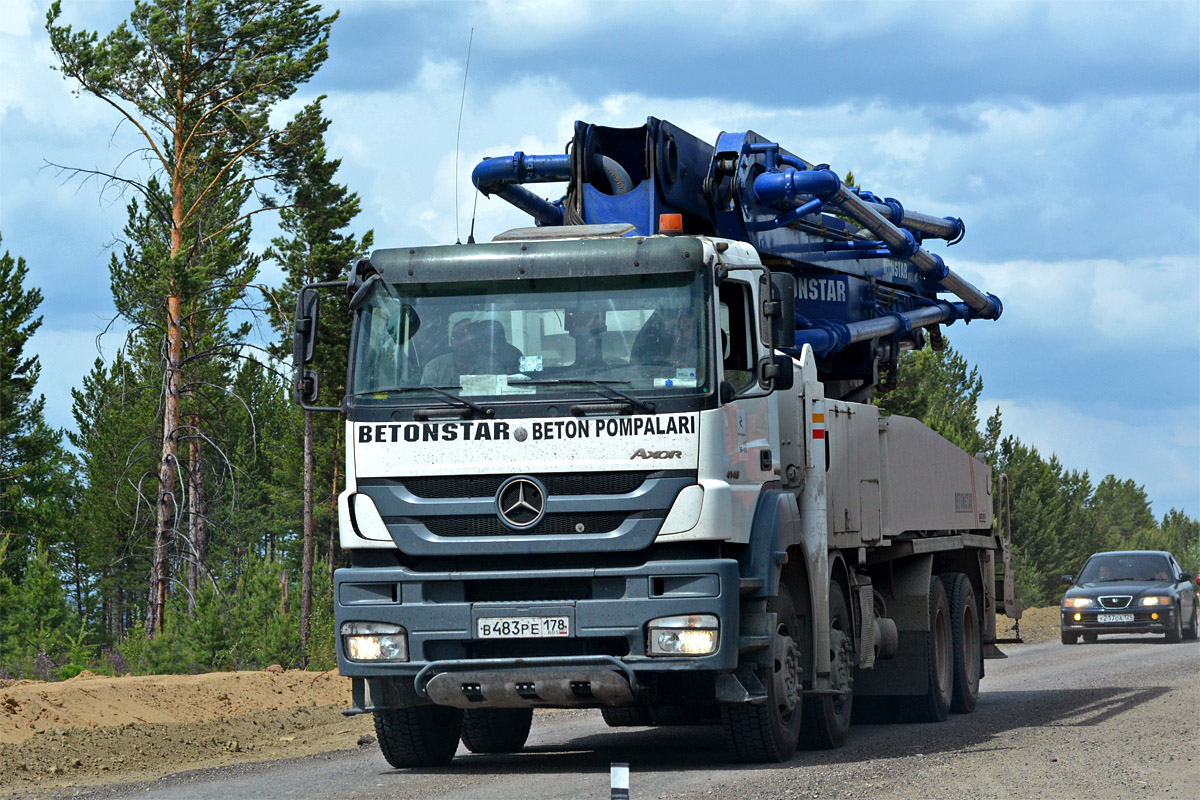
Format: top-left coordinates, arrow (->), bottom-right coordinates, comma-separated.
358,386 -> 494,419
520,379 -> 656,414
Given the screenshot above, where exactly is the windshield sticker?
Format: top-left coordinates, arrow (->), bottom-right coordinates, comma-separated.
519,355 -> 544,372
459,374 -> 535,395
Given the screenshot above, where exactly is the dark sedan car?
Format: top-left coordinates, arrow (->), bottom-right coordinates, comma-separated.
1061,550 -> 1199,644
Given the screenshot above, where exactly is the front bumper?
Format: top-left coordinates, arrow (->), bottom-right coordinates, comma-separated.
1060,607 -> 1177,635
336,558 -> 741,709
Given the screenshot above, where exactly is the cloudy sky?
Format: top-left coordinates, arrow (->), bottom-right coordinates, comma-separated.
1,0 -> 1197,517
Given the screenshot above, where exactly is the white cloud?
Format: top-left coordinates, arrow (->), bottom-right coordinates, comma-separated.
955,256 -> 1200,348
988,396 -> 1200,518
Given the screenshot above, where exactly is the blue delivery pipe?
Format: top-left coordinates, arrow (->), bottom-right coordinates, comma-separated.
472,153 -> 572,227
472,151 -> 635,228
754,168 -> 1001,321
790,301 -> 970,358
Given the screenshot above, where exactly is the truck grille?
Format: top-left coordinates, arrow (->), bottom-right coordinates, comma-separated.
422,512 -> 629,538
393,472 -> 648,499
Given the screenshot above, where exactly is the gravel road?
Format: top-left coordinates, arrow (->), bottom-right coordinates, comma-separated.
33,635 -> 1199,800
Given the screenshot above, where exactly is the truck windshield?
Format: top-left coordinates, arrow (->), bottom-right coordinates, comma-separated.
351,272 -> 710,399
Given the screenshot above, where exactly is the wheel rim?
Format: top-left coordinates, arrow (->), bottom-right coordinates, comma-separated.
963,600 -> 980,687
773,624 -> 801,719
934,606 -> 952,696
828,619 -> 853,717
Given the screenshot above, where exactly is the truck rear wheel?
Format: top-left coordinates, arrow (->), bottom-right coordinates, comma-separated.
461,708 -> 533,754
721,583 -> 803,762
802,582 -> 853,749
940,573 -> 981,714
904,576 -> 952,723
374,705 -> 463,768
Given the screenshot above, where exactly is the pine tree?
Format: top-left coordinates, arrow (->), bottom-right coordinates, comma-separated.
873,337 -> 988,456
266,98 -> 372,650
48,0 -> 337,634
1089,475 -> 1156,551
0,236 -> 70,584
995,437 -> 1072,605
69,352 -> 159,639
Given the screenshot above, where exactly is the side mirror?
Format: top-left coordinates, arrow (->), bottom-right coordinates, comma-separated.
765,273 -> 796,349
1061,575 -> 1074,586
296,369 -> 320,406
291,279 -> 350,413
758,354 -> 794,391
293,287 -> 320,368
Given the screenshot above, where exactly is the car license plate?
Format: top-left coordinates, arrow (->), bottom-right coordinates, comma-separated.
476,616 -> 570,639
1097,613 -> 1134,623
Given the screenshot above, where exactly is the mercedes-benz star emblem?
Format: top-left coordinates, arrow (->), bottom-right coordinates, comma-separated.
496,476 -> 546,530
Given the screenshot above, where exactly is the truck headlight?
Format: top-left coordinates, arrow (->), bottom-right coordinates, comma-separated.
647,614 -> 719,656
341,622 -> 408,662
1139,596 -> 1172,607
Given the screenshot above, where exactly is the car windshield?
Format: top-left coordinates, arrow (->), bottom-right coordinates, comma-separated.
351,271 -> 710,399
1078,554 -> 1172,583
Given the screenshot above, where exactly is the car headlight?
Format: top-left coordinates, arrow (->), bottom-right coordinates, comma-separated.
647,614 -> 719,656
1139,596 -> 1172,607
1063,597 -> 1094,609
341,622 -> 408,662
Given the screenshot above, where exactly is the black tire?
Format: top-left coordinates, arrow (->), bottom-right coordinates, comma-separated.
374,705 -> 463,768
940,573 -> 981,714
905,576 -> 953,723
601,705 -> 654,727
460,708 -> 533,754
1061,630 -> 1078,645
801,582 -> 854,748
722,583 -> 803,762
1184,604 -> 1199,641
1081,632 -> 1098,643
1165,604 -> 1183,643
649,704 -> 710,726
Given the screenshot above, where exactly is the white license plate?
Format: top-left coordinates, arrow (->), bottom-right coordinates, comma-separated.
476,616 -> 570,639
1097,613 -> 1134,623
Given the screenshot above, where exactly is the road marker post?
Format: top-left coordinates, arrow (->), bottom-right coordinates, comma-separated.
611,762 -> 630,799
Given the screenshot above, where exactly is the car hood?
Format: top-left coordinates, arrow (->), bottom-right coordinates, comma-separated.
1069,580 -> 1173,596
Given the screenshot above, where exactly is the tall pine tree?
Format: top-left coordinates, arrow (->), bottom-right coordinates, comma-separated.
48,0 -> 337,634
267,98 -> 373,649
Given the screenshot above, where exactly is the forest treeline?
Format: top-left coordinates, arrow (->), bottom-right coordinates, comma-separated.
2,2 -> 1197,681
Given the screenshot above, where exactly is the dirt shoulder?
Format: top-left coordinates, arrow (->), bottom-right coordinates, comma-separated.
0,668 -> 372,796
1,609 -> 1058,797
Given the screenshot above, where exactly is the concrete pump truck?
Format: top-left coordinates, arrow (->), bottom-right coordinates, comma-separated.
292,118 -> 1020,765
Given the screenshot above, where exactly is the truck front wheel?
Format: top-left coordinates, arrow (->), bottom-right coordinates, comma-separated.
601,705 -> 654,727
721,583 -> 803,762
802,582 -> 854,749
373,705 -> 463,768
461,708 -> 533,753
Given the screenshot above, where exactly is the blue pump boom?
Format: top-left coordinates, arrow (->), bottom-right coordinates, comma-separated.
471,117 -> 1001,399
